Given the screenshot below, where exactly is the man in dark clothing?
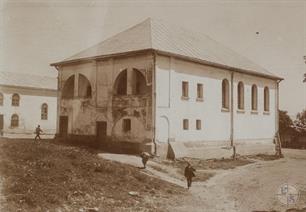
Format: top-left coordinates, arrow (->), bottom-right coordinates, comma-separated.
184,162 -> 196,189
34,125 -> 43,141
140,152 -> 150,168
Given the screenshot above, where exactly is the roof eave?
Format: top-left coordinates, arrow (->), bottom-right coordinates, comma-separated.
154,50 -> 283,81
50,48 -> 283,81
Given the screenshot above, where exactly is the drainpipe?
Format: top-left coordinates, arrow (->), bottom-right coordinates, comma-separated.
152,51 -> 157,155
230,71 -> 234,147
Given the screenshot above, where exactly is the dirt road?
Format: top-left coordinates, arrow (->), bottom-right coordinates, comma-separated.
100,150 -> 306,212
169,149 -> 306,212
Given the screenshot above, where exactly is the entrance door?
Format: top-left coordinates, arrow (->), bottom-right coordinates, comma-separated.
96,121 -> 107,142
0,114 -> 3,136
59,116 -> 68,136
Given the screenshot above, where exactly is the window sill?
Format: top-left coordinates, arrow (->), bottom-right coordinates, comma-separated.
181,96 -> 190,101
221,108 -> 230,112
237,109 -> 245,114
251,110 -> 258,115
196,98 -> 204,102
263,111 -> 270,115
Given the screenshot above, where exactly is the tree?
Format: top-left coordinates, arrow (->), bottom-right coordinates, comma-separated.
279,110 -> 293,134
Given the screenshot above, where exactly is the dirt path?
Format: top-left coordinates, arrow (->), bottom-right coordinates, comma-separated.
99,151 -> 306,212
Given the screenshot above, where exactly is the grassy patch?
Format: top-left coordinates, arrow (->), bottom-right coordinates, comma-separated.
0,139 -> 186,211
247,154 -> 280,161
162,157 -> 253,171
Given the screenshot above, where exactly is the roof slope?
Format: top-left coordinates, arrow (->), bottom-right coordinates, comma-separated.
0,72 -> 57,90
56,18 -> 281,79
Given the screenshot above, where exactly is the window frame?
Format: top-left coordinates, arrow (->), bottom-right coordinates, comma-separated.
183,119 -> 189,130
237,82 -> 244,110
264,86 -> 270,112
11,114 -> 19,127
196,119 -> 201,130
251,84 -> 258,111
182,81 -> 189,99
41,103 -> 48,120
123,118 -> 131,132
12,93 -> 20,106
222,79 -> 230,110
197,83 -> 203,100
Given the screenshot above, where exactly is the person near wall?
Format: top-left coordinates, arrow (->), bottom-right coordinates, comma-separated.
34,125 -> 43,141
184,162 -> 196,189
140,152 -> 151,168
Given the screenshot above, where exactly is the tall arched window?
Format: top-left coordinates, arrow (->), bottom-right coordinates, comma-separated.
0,93 -> 3,106
264,86 -> 270,112
237,82 -> 244,110
11,114 -> 19,127
41,103 -> 48,120
251,84 -> 258,111
222,79 -> 229,109
12,93 -> 20,106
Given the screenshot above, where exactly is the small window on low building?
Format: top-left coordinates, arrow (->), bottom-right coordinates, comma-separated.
123,119 -> 131,132
183,119 -> 189,130
251,84 -> 258,111
182,81 -> 189,98
197,83 -> 203,99
196,120 -> 201,130
12,93 -> 20,106
11,114 -> 19,127
41,103 -> 48,120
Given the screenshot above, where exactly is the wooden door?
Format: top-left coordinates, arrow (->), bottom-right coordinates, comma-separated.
96,121 -> 107,142
59,116 -> 68,136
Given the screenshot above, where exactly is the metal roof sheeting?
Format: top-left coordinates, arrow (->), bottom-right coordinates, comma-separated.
0,72 -> 57,90
54,18 -> 281,80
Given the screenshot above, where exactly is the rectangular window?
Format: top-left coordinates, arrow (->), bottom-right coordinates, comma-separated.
123,119 -> 131,132
182,81 -> 189,98
196,120 -> 201,130
197,83 -> 203,99
183,119 -> 189,130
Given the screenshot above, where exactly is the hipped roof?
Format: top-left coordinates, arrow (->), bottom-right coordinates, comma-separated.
51,18 -> 282,80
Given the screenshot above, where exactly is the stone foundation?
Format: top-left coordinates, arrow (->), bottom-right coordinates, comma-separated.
156,139 -> 276,160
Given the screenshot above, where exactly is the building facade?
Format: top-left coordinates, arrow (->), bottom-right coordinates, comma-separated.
51,18 -> 282,158
0,72 -> 57,138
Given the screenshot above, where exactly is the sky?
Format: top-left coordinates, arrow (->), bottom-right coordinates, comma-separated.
0,0 -> 306,117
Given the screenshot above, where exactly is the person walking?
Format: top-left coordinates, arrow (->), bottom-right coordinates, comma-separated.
140,152 -> 151,168
34,125 -> 43,141
184,162 -> 196,189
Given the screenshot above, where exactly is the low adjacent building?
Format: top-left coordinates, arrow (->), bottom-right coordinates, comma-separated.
0,72 -> 57,138
51,18 -> 283,158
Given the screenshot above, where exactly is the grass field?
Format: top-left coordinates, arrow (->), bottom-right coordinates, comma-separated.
0,139 -> 186,212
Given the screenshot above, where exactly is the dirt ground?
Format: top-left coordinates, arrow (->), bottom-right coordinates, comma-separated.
100,150 -> 306,212
0,138 -> 306,212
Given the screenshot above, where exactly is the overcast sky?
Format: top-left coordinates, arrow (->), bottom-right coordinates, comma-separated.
1,0 -> 306,116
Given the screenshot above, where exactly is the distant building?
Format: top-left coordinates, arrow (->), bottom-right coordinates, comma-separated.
51,18 -> 283,159
0,72 -> 57,138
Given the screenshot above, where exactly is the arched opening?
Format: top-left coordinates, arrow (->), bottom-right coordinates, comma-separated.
237,81 -> 244,110
11,114 -> 19,127
41,103 -> 48,120
251,84 -> 258,111
62,75 -> 75,99
264,86 -> 270,112
114,70 -> 127,95
78,74 -> 92,98
0,93 -> 3,106
222,79 -> 229,109
133,69 -> 147,95
12,93 -> 20,106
